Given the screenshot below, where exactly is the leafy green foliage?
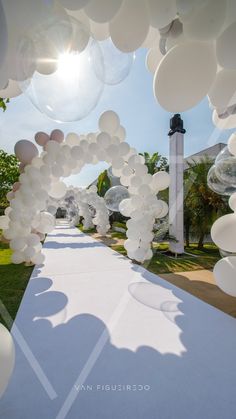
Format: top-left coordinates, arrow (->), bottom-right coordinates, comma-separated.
0,97 -> 9,112
96,169 -> 111,197
184,157 -> 228,249
139,151 -> 168,175
0,149 -> 19,208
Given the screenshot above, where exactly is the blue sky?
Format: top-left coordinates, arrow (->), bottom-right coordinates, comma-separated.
0,48 -> 233,186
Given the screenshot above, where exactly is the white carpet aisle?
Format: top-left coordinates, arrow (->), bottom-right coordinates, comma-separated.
1,222 -> 236,419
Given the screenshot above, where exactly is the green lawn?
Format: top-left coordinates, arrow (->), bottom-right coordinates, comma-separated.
0,241 -> 33,329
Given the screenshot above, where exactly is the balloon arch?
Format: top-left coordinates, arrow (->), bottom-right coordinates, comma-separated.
0,110 -> 170,265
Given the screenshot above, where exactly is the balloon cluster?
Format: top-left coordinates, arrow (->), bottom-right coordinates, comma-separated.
0,110 -> 169,264
0,1 -> 134,122
2,1 -> 236,122
208,132 -> 236,296
77,186 -> 110,234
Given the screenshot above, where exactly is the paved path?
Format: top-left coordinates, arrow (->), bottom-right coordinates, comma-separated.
1,223 -> 236,419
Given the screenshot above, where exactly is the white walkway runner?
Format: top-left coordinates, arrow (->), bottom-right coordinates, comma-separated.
1,223 -> 236,419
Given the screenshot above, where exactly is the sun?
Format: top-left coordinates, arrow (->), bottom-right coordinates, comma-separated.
56,51 -> 88,81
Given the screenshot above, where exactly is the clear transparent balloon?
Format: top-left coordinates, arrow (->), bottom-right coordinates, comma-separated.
17,16 -> 104,122
215,147 -> 236,188
207,165 -> 236,196
104,186 -> 130,212
90,38 -> 134,85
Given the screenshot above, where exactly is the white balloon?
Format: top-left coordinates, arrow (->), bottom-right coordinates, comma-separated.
119,198 -> 133,217
0,0 -> 7,70
0,79 -> 21,98
213,257 -> 236,296
212,109 -> 236,129
31,252 -> 45,265
10,237 -> 26,251
0,324 -> 15,398
211,213 -> 236,252
11,251 -> 25,264
84,0 -> 123,23
49,181 -> 67,199
216,22 -> 236,70
228,132 -> 236,157
229,193 -> 236,212
154,41 -> 217,112
158,200 -> 169,218
147,0 -> 177,29
14,140 -> 39,164
0,215 -> 9,229
89,20 -> 109,41
152,171 -> 170,191
141,25 -> 160,49
146,47 -> 163,74
59,0 -> 90,10
183,0 -> 226,41
109,0 -> 150,53
124,239 -> 140,252
97,132 -> 111,148
208,69 -> 236,110
26,233 -> 40,247
115,125 -> 126,142
99,110 -> 120,135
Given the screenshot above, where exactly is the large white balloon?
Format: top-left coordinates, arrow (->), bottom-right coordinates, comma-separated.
59,0 -> 90,10
0,0 -> 7,70
208,69 -> 236,110
99,110 -> 120,135
14,140 -> 39,164
146,47 -> 163,75
84,0 -> 123,23
0,324 -> 15,398
216,22 -> 236,70
49,181 -> 67,199
154,41 -> 217,112
211,213 -> 236,253
0,79 -> 21,99
91,38 -> 134,85
183,0 -> 226,41
109,0 -> 150,53
89,20 -> 109,41
213,257 -> 236,296
212,109 -> 236,129
152,171 -> 170,192
147,0 -> 177,29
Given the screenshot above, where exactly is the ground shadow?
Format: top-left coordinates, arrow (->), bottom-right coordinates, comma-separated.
1,265 -> 236,419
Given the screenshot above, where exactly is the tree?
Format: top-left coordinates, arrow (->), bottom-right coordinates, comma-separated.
184,157 -> 228,249
0,97 -> 9,112
0,149 -> 19,209
96,169 -> 111,197
139,152 -> 168,175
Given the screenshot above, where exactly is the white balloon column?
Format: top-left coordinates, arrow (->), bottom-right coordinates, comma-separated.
0,1 -> 236,125
0,110 -> 170,265
208,132 -> 236,296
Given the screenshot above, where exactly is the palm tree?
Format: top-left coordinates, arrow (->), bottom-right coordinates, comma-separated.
184,157 -> 228,249
139,152 -> 168,175
96,169 -> 111,197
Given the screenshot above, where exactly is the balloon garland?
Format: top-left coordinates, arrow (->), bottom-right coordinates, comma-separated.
0,0 -> 236,127
208,132 -> 236,296
0,110 -> 170,265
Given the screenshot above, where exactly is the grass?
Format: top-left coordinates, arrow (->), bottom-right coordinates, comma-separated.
0,241 -> 33,329
85,228 -> 221,275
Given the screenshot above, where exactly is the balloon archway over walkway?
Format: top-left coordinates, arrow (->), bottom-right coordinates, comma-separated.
0,110 -> 170,264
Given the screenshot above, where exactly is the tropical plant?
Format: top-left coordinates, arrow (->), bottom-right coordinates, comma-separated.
0,149 -> 19,209
0,97 -> 9,112
184,156 -> 228,249
139,152 -> 168,175
96,169 -> 111,197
